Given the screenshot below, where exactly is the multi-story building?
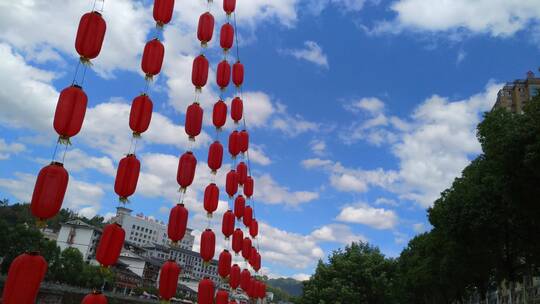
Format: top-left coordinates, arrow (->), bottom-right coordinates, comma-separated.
114,206 -> 195,251
56,219 -> 101,262
143,243 -> 220,284
493,70 -> 540,113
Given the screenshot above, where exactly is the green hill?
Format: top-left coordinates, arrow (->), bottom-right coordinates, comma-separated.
267,277 -> 304,297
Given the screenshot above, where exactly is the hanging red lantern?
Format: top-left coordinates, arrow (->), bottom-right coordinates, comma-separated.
220,23 -> 234,51
236,161 -> 247,185
261,282 -> 267,299
216,290 -> 229,304
81,291 -> 107,304
207,141 -> 223,174
185,102 -> 204,140
197,12 -> 215,46
234,195 -> 245,219
153,0 -> 175,27
30,162 -> 69,221
228,130 -> 240,157
243,206 -> 253,227
53,85 -> 88,143
75,11 -> 107,62
168,203 -> 188,244
232,228 -> 243,254
204,183 -> 219,216
244,176 -> 254,198
223,0 -> 236,15
231,97 -> 243,123
218,249 -> 232,279
129,94 -> 153,137
216,60 -> 231,89
248,278 -> 257,299
1,252 -> 47,304
96,223 -> 125,267
200,229 -> 216,262
177,151 -> 197,191
212,100 -> 227,129
253,252 -> 261,272
242,237 -> 252,260
159,260 -> 181,301
240,269 -> 251,291
230,264 -> 241,289
248,246 -> 258,268
222,210 -> 235,239
226,170 -> 238,198
192,54 -> 209,89
198,278 -> 214,304
232,61 -> 244,88
239,130 -> 249,153
114,154 -> 141,202
249,219 -> 258,239
141,38 -> 165,80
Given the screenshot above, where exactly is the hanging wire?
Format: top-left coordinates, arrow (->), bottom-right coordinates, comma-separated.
61,143 -> 69,164
51,141 -> 60,163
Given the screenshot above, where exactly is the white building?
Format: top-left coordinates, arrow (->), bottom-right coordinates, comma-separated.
114,207 -> 195,251
56,219 -> 101,262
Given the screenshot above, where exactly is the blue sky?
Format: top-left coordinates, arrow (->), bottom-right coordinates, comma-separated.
0,0 -> 539,280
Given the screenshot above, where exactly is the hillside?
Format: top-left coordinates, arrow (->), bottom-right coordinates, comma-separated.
267,277 -> 304,297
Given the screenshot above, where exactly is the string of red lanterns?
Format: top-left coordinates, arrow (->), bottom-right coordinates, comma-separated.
3,1 -> 110,303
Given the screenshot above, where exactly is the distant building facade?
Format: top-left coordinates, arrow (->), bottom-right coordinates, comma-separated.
56,219 -> 101,262
114,206 -> 195,251
493,70 -> 540,113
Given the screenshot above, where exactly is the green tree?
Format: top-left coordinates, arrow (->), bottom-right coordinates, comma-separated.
300,242 -> 396,304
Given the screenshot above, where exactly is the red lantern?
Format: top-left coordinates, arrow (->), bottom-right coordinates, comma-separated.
220,23 -> 234,50
207,141 -> 223,174
177,151 -> 197,190
236,162 -> 247,185
168,203 -> 188,243
242,237 -> 252,260
197,12 -> 215,46
213,100 -> 227,129
222,210 -> 235,239
204,183 -> 219,216
244,176 -> 254,198
216,60 -> 231,89
261,282 -> 267,299
228,130 -> 240,157
240,269 -> 251,291
198,278 -> 214,304
75,11 -> 106,62
226,170 -> 238,198
223,0 -> 236,15
53,85 -> 88,142
159,260 -> 181,301
231,97 -> 243,123
232,61 -> 244,87
248,246 -> 258,268
192,54 -> 209,89
243,206 -> 253,228
232,228 -> 243,254
239,130 -> 249,153
153,0 -> 175,27
96,223 -> 125,267
200,229 -> 216,262
30,162 -> 69,221
234,195 -> 245,219
2,252 -> 47,304
253,252 -> 261,272
81,291 -> 107,304
248,278 -> 257,298
114,154 -> 141,202
218,249 -> 232,278
129,94 -> 153,137
216,290 -> 229,304
249,219 -> 258,239
185,102 -> 204,140
141,38 -> 165,79
230,264 -> 241,289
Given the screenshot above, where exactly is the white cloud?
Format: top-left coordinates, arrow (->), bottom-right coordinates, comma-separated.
374,197 -> 398,207
310,223 -> 366,244
61,148 -> 115,176
336,202 -> 398,230
0,138 -> 26,160
292,273 -> 311,281
310,139 -> 327,156
272,103 -> 319,137
280,41 -> 329,68
256,174 -> 319,207
380,0 -> 540,38
249,144 -> 272,166
346,97 -> 385,114
457,49 -> 467,64
413,223 -> 426,233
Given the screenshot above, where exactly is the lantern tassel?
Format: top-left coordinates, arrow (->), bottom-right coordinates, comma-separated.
58,136 -> 72,146
156,22 -> 164,30
132,132 -> 142,139
207,212 -> 212,219
119,196 -> 130,204
171,241 -> 178,247
79,57 -> 93,66
36,219 -> 47,229
145,74 -> 154,82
